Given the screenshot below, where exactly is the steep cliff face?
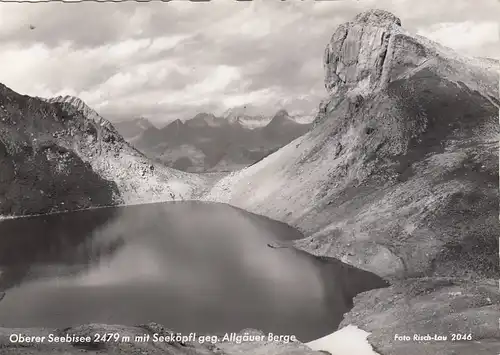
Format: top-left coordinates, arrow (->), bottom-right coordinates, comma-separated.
323,9 -> 497,101
323,10 -> 401,95
0,90 -> 206,216
205,10 -> 499,353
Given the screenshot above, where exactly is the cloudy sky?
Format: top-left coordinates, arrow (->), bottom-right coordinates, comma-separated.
0,0 -> 498,125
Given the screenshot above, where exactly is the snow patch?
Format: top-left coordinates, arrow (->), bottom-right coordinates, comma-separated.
306,325 -> 380,355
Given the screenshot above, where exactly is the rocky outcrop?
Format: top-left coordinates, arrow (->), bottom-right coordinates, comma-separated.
323,10 -> 402,95
340,278 -> 500,355
323,9 -> 497,102
45,95 -> 115,131
205,9 -> 499,353
0,89 -> 207,216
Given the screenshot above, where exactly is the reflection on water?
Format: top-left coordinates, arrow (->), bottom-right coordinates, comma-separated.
0,201 -> 387,341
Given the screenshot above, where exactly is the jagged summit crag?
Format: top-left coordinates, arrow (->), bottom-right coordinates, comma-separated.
45,95 -> 116,131
205,10 -> 499,354
323,9 -> 497,102
0,89 -> 205,216
323,9 -> 401,95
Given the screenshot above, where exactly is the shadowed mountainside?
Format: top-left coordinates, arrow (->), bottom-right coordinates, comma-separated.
0,88 -> 118,216
0,92 -> 207,216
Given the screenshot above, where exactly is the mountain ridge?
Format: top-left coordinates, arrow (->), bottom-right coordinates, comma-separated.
44,95 -> 116,131
0,89 -> 207,216
132,109 -> 312,172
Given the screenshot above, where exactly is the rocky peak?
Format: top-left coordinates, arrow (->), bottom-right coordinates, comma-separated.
223,106 -> 249,118
353,9 -> 401,27
263,110 -> 304,137
323,9 -> 497,103
190,112 -> 214,123
170,118 -> 184,126
45,95 -> 115,131
163,119 -> 185,132
48,95 -> 85,109
273,109 -> 289,118
269,109 -> 291,123
223,107 -> 271,129
186,113 -> 226,128
323,9 -> 407,95
134,117 -> 153,129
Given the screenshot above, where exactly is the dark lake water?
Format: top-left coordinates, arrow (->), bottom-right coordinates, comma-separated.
0,202 -> 387,342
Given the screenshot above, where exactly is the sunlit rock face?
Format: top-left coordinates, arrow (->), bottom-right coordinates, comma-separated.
324,9 -> 403,95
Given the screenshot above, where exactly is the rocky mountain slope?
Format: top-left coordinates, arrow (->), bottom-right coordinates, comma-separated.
133,110 -> 312,172
205,9 -> 499,354
0,92 -> 207,216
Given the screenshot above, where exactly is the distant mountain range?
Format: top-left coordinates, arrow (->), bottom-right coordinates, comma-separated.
115,109 -> 312,172
112,117 -> 155,140
222,107 -> 271,128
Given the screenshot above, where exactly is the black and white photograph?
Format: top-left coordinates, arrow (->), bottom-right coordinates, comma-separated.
0,0 -> 498,354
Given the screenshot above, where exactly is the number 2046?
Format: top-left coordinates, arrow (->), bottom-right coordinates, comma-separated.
451,334 -> 472,341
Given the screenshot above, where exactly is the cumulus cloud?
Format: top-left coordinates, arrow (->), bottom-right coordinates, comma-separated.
417,21 -> 499,57
0,0 -> 497,124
